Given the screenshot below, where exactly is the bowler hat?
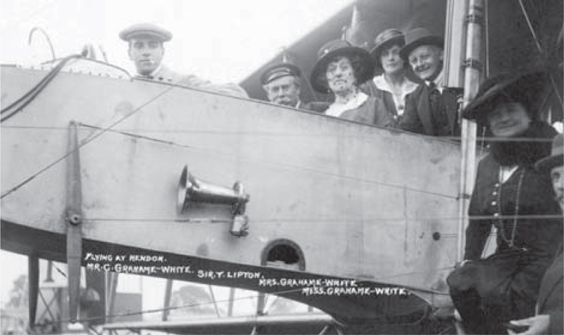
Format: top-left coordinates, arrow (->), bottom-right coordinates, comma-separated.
260,63 -> 301,85
310,39 -> 375,92
370,29 -> 405,68
535,133 -> 563,173
399,28 -> 444,60
119,23 -> 172,42
462,71 -> 548,122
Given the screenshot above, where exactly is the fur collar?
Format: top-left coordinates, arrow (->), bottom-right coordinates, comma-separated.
488,121 -> 557,167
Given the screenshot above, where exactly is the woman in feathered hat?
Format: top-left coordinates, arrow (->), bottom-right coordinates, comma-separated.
446,71 -> 562,334
310,40 -> 392,127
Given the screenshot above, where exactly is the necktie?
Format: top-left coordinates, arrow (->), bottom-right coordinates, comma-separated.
429,83 -> 449,135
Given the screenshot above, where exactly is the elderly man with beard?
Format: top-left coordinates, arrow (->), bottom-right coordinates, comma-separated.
120,23 -> 248,98
398,28 -> 463,137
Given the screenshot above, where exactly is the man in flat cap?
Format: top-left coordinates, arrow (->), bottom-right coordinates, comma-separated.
120,23 -> 248,98
398,27 -> 462,137
261,62 -> 305,108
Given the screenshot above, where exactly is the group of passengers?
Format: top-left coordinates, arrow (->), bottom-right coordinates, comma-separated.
120,22 -> 462,137
119,22 -> 563,334
261,26 -> 462,137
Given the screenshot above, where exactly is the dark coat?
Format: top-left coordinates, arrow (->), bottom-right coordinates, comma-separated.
399,84 -> 463,137
537,248 -> 563,334
447,122 -> 562,334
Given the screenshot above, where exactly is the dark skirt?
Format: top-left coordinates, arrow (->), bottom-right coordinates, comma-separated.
447,249 -> 552,334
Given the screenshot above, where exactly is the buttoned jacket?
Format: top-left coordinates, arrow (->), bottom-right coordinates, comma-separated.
399,84 -> 463,136
464,154 -> 562,261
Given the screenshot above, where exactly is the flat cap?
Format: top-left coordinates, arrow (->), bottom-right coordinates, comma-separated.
119,23 -> 172,42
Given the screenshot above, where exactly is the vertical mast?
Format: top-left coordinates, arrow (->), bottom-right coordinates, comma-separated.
445,0 -> 485,263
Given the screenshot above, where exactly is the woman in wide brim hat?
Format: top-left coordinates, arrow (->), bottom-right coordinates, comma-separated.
462,71 -> 548,125
362,28 -> 418,124
447,69 -> 561,334
309,39 -> 393,127
310,39 -> 375,93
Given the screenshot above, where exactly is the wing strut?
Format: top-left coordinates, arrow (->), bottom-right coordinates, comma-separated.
66,120 -> 83,323
28,255 -> 39,326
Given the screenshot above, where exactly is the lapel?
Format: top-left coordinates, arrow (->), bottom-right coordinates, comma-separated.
537,251 -> 563,309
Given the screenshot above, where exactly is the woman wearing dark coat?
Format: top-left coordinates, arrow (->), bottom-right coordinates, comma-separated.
446,71 -> 562,334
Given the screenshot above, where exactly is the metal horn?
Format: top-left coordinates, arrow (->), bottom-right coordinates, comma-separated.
177,165 -> 249,215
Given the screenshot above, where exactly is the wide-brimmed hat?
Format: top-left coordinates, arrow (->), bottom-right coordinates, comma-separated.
370,29 -> 405,68
535,133 -> 564,172
310,39 -> 375,92
462,71 -> 548,122
260,63 -> 302,85
399,28 -> 444,60
119,23 -> 172,42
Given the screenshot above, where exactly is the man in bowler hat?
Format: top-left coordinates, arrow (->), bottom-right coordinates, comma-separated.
119,23 -> 248,98
398,27 -> 463,137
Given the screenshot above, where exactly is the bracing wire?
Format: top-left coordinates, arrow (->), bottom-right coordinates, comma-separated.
36,278 -> 450,328
517,0 -> 564,108
1,121 -> 461,201
1,116 -> 555,202
80,214 -> 563,225
0,86 -> 175,199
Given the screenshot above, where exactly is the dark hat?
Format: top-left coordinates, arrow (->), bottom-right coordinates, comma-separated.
260,63 -> 301,85
399,28 -> 444,60
535,133 -> 564,172
462,71 -> 548,122
119,23 -> 172,42
310,39 -> 375,92
370,29 -> 405,68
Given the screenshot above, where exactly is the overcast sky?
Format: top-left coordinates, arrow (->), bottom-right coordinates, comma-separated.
1,0 -> 352,83
0,0 -> 353,308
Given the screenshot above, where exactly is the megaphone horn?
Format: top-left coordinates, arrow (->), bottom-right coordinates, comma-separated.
177,165 -> 250,215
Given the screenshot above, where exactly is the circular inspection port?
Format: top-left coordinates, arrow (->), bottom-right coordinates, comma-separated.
261,238 -> 305,270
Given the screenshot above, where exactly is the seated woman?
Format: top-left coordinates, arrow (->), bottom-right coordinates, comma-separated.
447,71 -> 562,334
309,39 -> 392,127
362,28 -> 419,125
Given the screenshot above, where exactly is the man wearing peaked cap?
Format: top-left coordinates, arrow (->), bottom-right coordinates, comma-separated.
398,27 -> 462,137
119,23 -> 248,98
119,22 -> 172,43
261,62 -> 305,108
